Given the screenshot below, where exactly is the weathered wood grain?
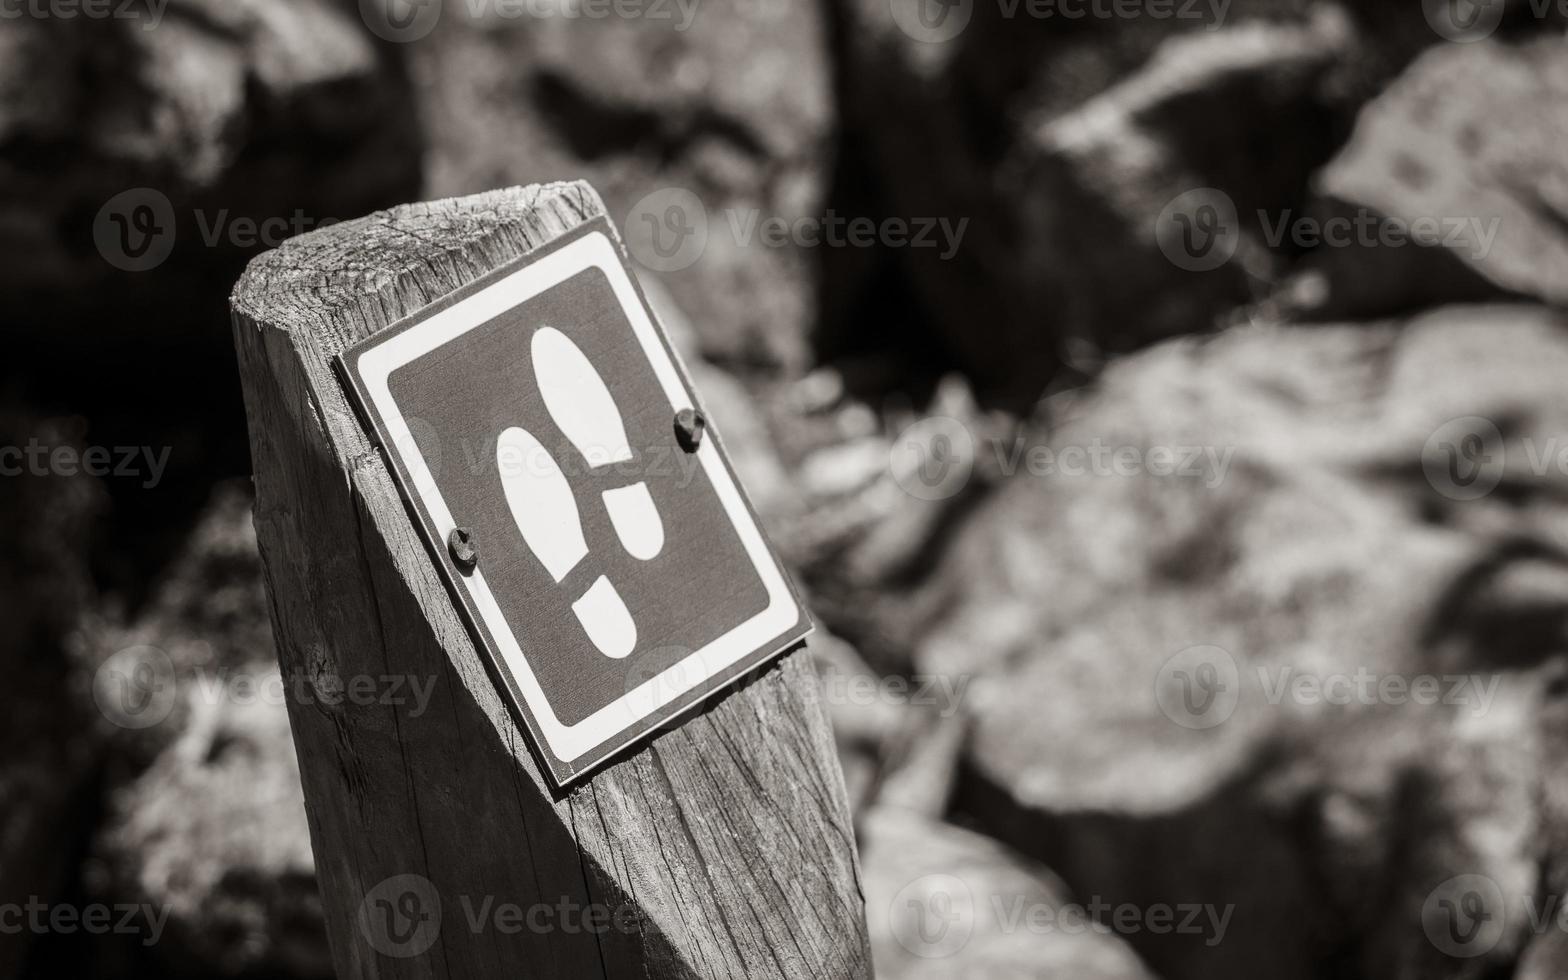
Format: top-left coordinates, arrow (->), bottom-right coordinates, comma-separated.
230,182 -> 870,979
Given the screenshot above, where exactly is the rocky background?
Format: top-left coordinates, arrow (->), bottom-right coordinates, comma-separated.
4,0 -> 1568,977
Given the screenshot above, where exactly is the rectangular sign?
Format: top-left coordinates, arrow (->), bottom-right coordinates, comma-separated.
338,217 -> 811,787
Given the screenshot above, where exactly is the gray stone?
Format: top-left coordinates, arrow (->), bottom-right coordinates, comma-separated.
861,805 -> 1157,980
412,0 -> 833,373
832,0 -> 1372,406
1311,34 -> 1568,319
0,0 -> 421,347
928,305 -> 1568,980
86,483 -> 328,978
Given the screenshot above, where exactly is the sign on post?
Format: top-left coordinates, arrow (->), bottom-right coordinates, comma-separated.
339,217 -> 811,786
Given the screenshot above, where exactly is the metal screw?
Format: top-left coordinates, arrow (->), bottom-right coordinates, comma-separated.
448,527 -> 479,571
674,408 -> 706,453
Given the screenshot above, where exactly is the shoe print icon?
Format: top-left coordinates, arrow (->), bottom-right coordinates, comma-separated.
497,327 -> 666,659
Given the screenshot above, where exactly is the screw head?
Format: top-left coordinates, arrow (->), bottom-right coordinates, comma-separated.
674,408 -> 706,453
447,527 -> 478,571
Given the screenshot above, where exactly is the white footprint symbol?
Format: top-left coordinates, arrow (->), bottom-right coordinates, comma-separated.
496,327 -> 666,660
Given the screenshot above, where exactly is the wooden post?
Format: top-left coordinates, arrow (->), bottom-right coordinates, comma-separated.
230,182 -> 870,978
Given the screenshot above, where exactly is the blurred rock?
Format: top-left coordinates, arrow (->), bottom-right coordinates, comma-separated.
82,483 -> 277,768
96,663 -> 325,980
1011,10 -> 1356,376
861,805 -> 1157,980
0,413 -> 102,976
1304,33 -> 1568,319
414,0 -> 832,373
0,0 -> 421,350
831,0 -> 1382,407
642,275 -> 806,528
871,706 -> 966,821
84,483 -> 326,978
910,305 -> 1568,980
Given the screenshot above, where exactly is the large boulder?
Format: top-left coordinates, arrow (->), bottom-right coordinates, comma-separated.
1305,33 -> 1568,319
861,805 -> 1157,979
910,305 -> 1568,980
0,0 -> 421,350
409,0 -> 833,373
828,0 -> 1415,407
81,483 -> 327,979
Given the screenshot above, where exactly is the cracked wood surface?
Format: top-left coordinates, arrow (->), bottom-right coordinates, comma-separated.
229,181 -> 870,979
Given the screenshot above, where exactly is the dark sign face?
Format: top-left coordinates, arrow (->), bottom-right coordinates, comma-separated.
339,218 -> 810,787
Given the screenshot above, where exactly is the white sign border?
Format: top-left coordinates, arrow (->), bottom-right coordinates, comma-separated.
351,228 -> 803,770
